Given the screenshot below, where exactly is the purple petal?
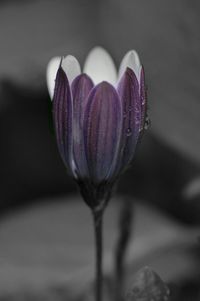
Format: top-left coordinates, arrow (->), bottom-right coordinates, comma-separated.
53,66 -> 73,172
71,74 -> 94,178
117,67 -> 141,170
140,66 -> 147,131
84,82 -> 122,184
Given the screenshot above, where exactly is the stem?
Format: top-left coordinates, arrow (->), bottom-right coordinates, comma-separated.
115,197 -> 134,301
93,207 -> 104,301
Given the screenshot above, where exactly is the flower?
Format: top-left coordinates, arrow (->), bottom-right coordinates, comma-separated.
46,47 -> 147,207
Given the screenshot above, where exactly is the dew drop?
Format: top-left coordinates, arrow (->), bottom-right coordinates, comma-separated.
126,128 -> 132,136
128,105 -> 133,112
141,96 -> 145,105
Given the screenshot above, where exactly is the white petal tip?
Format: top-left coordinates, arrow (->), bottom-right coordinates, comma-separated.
127,50 -> 141,66
86,46 -> 109,57
83,46 -> 117,85
61,55 -> 81,84
119,50 -> 141,80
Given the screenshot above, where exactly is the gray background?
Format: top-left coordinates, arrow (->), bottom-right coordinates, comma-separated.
0,1 -> 200,300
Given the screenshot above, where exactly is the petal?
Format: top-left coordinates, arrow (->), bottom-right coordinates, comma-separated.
84,82 -> 122,184
119,50 -> 141,81
46,56 -> 61,99
53,66 -> 73,173
83,46 -> 117,85
61,55 -> 81,84
71,74 -> 94,178
117,68 -> 141,170
140,66 -> 147,131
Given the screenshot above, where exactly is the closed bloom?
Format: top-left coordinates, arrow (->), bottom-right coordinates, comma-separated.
47,47 -> 147,207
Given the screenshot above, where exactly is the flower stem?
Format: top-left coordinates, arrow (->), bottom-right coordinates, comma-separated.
92,207 -> 104,301
115,197 -> 134,301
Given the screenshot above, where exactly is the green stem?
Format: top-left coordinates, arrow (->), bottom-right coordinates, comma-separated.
115,197 -> 134,301
93,207 -> 104,301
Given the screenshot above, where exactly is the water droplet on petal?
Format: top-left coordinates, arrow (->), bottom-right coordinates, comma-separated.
141,96 -> 145,105
126,128 -> 132,136
128,105 -> 133,112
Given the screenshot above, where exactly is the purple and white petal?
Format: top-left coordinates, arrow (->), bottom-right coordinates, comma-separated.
118,50 -> 141,82
84,82 -> 122,184
46,56 -> 61,99
117,67 -> 141,171
71,74 -> 94,178
83,47 -> 117,85
53,66 -> 73,174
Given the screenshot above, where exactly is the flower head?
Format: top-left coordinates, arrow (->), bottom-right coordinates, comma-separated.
47,47 -> 147,207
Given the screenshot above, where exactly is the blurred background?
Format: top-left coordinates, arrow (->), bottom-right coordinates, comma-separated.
0,0 -> 200,300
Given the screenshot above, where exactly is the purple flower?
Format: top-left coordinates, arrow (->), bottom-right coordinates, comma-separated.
47,47 -> 147,206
